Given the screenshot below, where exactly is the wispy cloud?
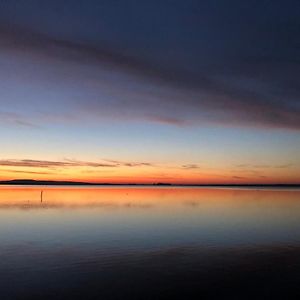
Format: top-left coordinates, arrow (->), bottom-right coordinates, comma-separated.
0,159 -> 152,169
0,169 -> 52,175
0,111 -> 39,128
0,24 -> 299,130
103,159 -> 153,167
181,164 -> 200,170
235,163 -> 294,169
0,159 -> 72,168
232,176 -> 247,180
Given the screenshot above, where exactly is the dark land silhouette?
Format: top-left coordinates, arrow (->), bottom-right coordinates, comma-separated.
0,179 -> 299,187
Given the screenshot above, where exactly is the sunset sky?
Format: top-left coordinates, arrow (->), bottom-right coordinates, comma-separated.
0,0 -> 299,184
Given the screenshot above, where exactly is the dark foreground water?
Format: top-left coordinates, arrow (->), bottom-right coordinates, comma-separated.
0,186 -> 300,299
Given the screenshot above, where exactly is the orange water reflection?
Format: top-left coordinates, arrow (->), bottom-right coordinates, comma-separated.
0,186 -> 300,261
0,185 -> 299,206
0,186 -> 300,223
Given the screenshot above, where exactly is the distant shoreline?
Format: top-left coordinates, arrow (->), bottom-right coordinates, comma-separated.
0,179 -> 299,188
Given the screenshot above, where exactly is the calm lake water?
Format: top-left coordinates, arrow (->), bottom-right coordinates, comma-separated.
0,186 -> 300,299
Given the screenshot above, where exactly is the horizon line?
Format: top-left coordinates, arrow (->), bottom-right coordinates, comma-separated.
0,179 -> 299,187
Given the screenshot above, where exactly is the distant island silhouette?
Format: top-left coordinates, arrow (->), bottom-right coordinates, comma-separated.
0,179 -> 299,187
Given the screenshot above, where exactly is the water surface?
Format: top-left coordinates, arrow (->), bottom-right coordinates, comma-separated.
0,186 -> 300,299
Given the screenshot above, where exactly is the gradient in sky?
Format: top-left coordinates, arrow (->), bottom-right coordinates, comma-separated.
0,0 -> 299,184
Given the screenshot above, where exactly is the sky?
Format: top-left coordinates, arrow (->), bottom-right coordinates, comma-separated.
0,0 -> 299,184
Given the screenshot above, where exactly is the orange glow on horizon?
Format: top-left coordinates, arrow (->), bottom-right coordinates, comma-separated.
0,164 -> 298,185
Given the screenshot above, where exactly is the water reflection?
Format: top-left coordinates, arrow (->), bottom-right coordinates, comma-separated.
0,186 -> 300,299
0,186 -> 300,247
